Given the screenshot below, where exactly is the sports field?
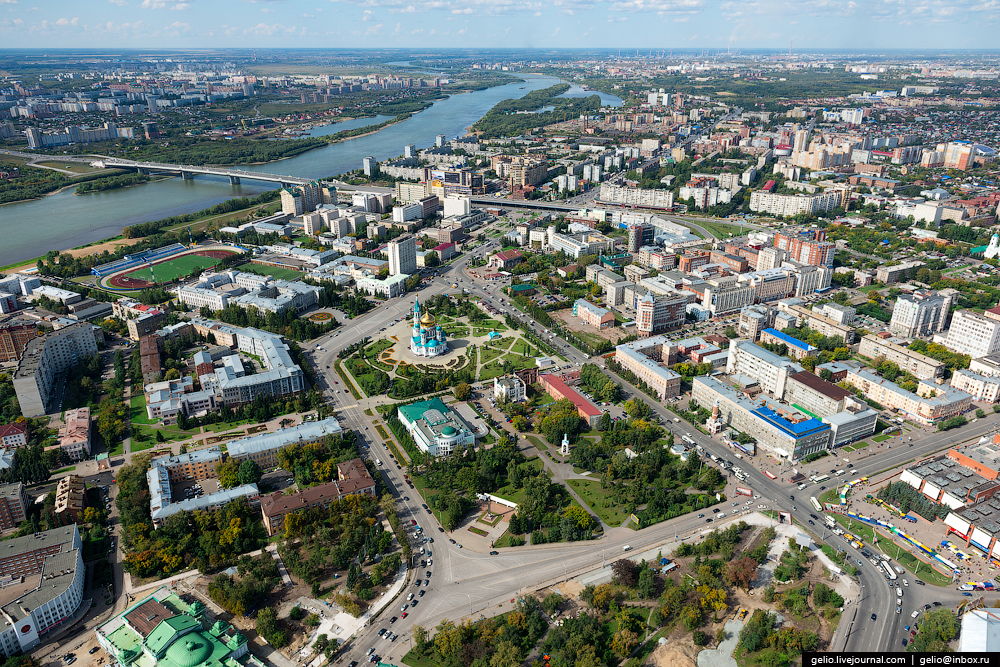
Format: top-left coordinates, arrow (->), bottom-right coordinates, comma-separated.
241,263 -> 305,282
122,251 -> 235,283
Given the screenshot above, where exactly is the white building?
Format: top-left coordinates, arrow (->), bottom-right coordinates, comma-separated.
941,310 -> 1000,359
442,194 -> 472,218
748,190 -> 841,217
726,339 -> 804,398
889,291 -> 954,337
397,397 -> 475,456
494,375 -> 526,403
388,235 -> 417,276
950,370 -> 1000,403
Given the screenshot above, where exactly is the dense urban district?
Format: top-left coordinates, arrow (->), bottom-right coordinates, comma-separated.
0,47 -> 999,667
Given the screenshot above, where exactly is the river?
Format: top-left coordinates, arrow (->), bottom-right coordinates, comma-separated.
0,74 -> 621,267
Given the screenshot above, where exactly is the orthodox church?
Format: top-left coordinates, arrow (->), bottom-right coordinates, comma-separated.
410,297 -> 448,358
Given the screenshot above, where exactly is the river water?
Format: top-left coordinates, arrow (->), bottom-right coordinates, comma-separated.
0,74 -> 620,266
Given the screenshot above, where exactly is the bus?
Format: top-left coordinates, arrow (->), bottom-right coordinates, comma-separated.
682,434 -> 695,445
812,474 -> 831,485
882,562 -> 897,580
809,497 -> 822,512
765,471 -> 777,480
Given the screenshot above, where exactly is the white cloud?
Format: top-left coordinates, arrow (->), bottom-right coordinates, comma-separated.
362,8 -> 372,19
0,0 -> 19,5
108,0 -> 128,6
260,6 -> 274,11
364,21 -> 383,34
140,0 -> 191,8
302,13 -> 314,17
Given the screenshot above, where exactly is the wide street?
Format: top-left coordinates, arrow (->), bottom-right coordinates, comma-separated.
297,227 -> 1000,660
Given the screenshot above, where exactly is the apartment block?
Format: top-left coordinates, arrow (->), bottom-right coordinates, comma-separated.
889,290 -> 953,337
749,191 -> 841,219
950,370 -> 1000,403
0,323 -> 37,364
0,482 -> 28,530
738,305 -> 775,341
876,260 -> 924,285
388,235 -> 417,276
260,459 -> 375,536
772,230 -> 836,267
53,475 -> 86,524
0,423 -> 27,448
787,305 -> 854,343
599,183 -> 674,210
845,368 -> 972,426
614,336 -> 682,400
126,310 -> 166,341
13,323 -> 99,417
858,334 -> 945,380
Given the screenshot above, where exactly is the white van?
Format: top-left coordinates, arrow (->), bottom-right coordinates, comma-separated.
622,545 -> 632,551
835,470 -> 846,476
376,459 -> 383,466
849,469 -> 858,476
797,483 -> 808,490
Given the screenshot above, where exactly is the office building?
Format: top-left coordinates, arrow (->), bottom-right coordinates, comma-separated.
13,323 -> 99,417
786,304 -> 854,343
493,375 -> 526,403
539,374 -> 603,429
703,279 -> 755,316
814,303 -> 856,326
942,310 -> 1000,359
636,292 -> 687,336
387,235 -> 417,276
397,398 -> 475,456
858,334 -> 945,380
261,459 -> 376,536
760,328 -> 816,360
726,339 -> 804,399
692,376 -> 831,459
614,336 -> 682,400
227,417 -> 344,469
0,526 -> 85,657
126,310 -> 167,341
574,299 -> 615,329
889,291 -> 953,337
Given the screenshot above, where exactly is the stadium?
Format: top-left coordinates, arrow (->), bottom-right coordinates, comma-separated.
98,243 -> 242,291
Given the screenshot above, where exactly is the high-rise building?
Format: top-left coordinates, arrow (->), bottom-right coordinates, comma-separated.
772,230 -> 836,267
303,211 -> 323,236
387,234 -> 417,276
435,134 -> 446,148
942,310 -> 1000,359
889,290 -> 954,338
362,156 -> 377,177
940,142 -> 975,171
13,323 -> 99,417
404,143 -> 417,159
636,292 -> 687,336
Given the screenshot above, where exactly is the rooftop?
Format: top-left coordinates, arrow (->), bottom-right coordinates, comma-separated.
762,328 -> 816,352
789,371 -> 854,401
541,373 -> 602,418
226,417 -> 343,459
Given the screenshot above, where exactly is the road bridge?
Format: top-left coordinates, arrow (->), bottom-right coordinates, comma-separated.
93,158 -> 314,187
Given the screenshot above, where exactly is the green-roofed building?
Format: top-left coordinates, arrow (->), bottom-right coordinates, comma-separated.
96,586 -> 262,667
397,397 -> 475,456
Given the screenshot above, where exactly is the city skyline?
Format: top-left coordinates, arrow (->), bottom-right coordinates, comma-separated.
1,0 -> 999,50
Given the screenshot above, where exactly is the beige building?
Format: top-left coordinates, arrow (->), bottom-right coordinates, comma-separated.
858,334 -> 946,380
0,482 -> 28,530
54,475 -> 86,524
614,336 -> 682,400
788,305 -> 854,343
260,459 -> 376,536
845,368 -> 972,425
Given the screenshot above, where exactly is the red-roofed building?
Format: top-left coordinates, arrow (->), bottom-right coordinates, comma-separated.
0,423 -> 27,448
763,180 -> 776,192
539,373 -> 603,428
490,249 -> 524,270
432,242 -> 456,262
984,305 -> 1000,323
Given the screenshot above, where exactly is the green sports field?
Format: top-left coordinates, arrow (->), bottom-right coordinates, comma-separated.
241,263 -> 305,282
123,252 -> 233,283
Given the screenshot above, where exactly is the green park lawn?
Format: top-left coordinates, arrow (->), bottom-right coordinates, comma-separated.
240,263 -> 307,282
124,252 -> 233,283
566,478 -> 629,527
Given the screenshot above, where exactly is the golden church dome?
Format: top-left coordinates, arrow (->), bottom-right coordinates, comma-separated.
420,311 -> 437,327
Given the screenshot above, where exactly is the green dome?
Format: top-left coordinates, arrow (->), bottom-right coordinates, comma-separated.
165,636 -> 213,667
442,426 -> 456,436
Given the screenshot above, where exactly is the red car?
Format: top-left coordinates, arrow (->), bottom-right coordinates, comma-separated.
401,612 -> 408,619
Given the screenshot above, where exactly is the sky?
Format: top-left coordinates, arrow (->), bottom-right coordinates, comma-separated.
1,0 -> 999,50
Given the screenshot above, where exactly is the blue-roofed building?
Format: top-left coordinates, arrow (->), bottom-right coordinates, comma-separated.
760,328 -> 816,360
692,375 -> 832,459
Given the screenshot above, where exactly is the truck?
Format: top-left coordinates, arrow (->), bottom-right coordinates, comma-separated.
959,584 -> 975,591
883,562 -> 898,580
825,516 -> 836,528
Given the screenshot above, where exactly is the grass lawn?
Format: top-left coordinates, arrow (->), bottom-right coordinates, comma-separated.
130,439 -> 156,452
567,478 -> 629,526
108,441 -> 124,456
891,548 -> 952,586
510,339 -> 537,356
873,434 -> 891,443
526,435 -> 548,451
203,420 -> 252,433
53,466 -> 77,475
123,252 -> 235,283
691,219 -> 749,240
401,649 -> 442,667
241,263 -> 307,282
130,394 -> 152,425
500,353 -> 537,372
480,345 -> 505,365
479,361 -> 507,381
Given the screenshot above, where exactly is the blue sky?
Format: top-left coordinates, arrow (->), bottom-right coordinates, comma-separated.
1,0 -> 998,50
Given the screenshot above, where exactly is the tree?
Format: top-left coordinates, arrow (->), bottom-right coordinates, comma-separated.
724,326 -> 737,339
155,430 -> 165,443
454,383 -> 472,401
909,608 -> 958,652
692,630 -> 708,646
611,628 -> 639,656
164,368 -> 181,381
612,559 -> 639,587
726,557 -> 759,591
215,459 -> 241,489
238,459 -> 263,486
